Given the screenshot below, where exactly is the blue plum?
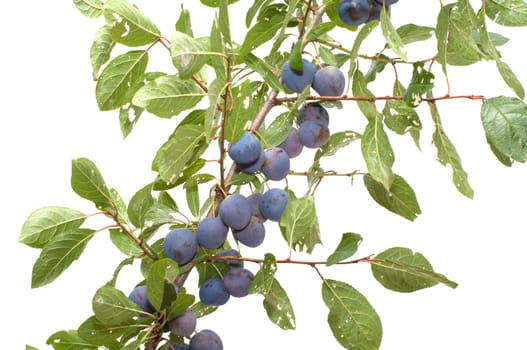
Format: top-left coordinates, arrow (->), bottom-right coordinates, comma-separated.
189,329 -> 223,350
196,217 -> 228,250
297,103 -> 329,127
338,0 -> 371,26
224,267 -> 254,298
164,228 -> 198,265
279,127 -> 303,158
298,120 -> 330,148
128,285 -> 156,315
312,65 -> 346,97
219,193 -> 252,230
247,193 -> 266,223
281,58 -> 316,93
214,248 -> 244,268
170,343 -> 190,350
367,2 -> 381,22
261,147 -> 290,181
233,217 -> 266,248
169,308 -> 197,337
199,277 -> 230,306
237,147 -> 264,174
228,131 -> 262,165
259,188 -> 289,222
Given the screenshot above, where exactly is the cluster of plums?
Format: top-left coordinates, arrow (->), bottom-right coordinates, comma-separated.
128,284 -> 222,350
338,0 -> 399,27
281,59 -> 345,96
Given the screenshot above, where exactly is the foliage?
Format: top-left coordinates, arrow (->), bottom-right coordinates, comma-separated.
19,0 -> 527,349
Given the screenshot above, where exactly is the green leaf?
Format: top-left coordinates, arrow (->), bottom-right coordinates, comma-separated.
322,279 -> 382,350
109,228 -> 144,257
239,13 -> 285,55
219,0 -> 232,45
90,25 -> 115,80
352,71 -> 376,121
132,75 -> 205,118
279,195 -> 321,254
147,258 -> 179,311
430,101 -> 474,198
486,0 -> 527,26
78,315 -> 133,346
224,80 -> 260,143
261,111 -> 294,148
364,174 -> 421,221
167,293 -> 196,320
127,183 -> 155,229
47,330 -> 97,350
93,285 -> 142,325
396,24 -> 434,45
71,158 -> 113,210
239,53 -> 282,91
176,5 -> 193,37
326,233 -> 363,266
436,3 -> 454,76
200,0 -> 239,7
370,247 -> 458,291
262,278 -> 296,330
314,130 -> 361,162
170,31 -> 209,79
481,96 -> 527,163
191,301 -> 218,318
119,102 -> 144,139
404,62 -> 434,107
26,346 -> 38,350
361,114 -> 395,189
153,124 -> 208,185
19,206 -> 86,248
72,0 -> 103,18
32,229 -> 95,288
95,50 -> 148,111
380,5 -> 407,61
250,253 -> 277,295
103,0 -> 161,46
348,21 -> 378,81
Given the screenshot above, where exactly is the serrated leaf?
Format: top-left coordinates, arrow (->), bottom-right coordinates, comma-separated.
103,0 -> 161,46
147,258 -> 179,311
19,207 -> 86,248
262,278 -> 295,330
32,229 -> 95,288
396,24 -> 434,45
127,183 -> 155,229
152,124 -> 208,185
93,285 -> 142,325
486,0 -> 527,26
78,315 -> 132,346
170,31 -> 209,79
132,75 -> 205,118
326,233 -> 363,266
109,228 -> 144,257
371,247 -> 458,291
314,130 -> 361,162
481,96 -> 527,163
47,330 -> 98,350
322,279 -> 382,350
262,111 -> 294,148
71,158 -> 113,211
95,50 -> 148,111
364,174 -> 421,221
361,114 -> 395,190
250,253 -> 277,295
404,62 -> 434,107
239,14 -> 285,55
90,25 -> 115,80
380,5 -> 407,61
279,195 -> 321,253
73,0 -> 104,18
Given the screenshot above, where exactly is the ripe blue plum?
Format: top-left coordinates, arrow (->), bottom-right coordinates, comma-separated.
224,267 -> 254,298
247,193 -> 266,223
169,308 -> 197,337
170,343 -> 190,350
214,248 -> 244,268
237,147 -> 264,174
259,188 -> 289,222
196,217 -> 228,250
261,147 -> 290,181
128,285 -> 156,315
189,329 -> 223,350
199,277 -> 230,306
281,58 -> 316,93
297,103 -> 329,127
367,2 -> 381,21
233,217 -> 266,248
338,0 -> 371,26
312,65 -> 346,97
164,228 -> 198,265
219,193 -> 252,230
280,127 -> 303,158
228,131 -> 262,165
298,120 -> 330,148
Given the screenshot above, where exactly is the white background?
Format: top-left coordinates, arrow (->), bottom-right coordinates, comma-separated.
2,1 -> 527,349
